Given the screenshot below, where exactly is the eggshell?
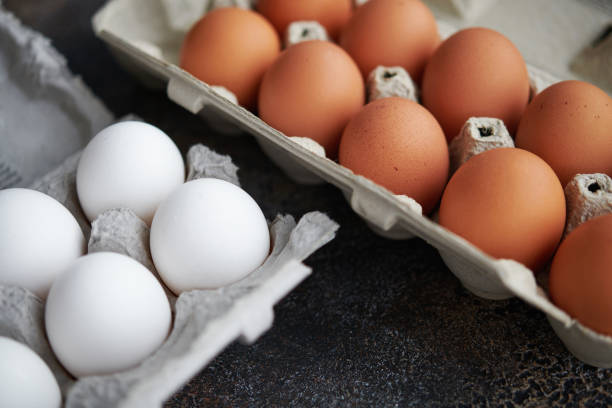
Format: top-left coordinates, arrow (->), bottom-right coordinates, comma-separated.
256,0 -> 352,40
422,27 -> 530,141
549,213 -> 612,336
439,148 -> 566,272
150,178 -> 270,293
338,97 -> 449,214
76,121 -> 185,225
45,252 -> 172,377
339,0 -> 439,82
515,80 -> 612,186
180,7 -> 280,109
0,337 -> 61,408
258,40 -> 364,158
0,188 -> 85,299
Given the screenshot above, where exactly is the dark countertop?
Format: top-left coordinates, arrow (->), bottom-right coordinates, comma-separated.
5,0 -> 611,406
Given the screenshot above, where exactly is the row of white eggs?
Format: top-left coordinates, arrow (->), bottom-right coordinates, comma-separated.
0,121 -> 271,407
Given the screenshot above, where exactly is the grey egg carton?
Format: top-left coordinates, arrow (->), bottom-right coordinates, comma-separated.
0,8 -> 338,406
2,143 -> 338,408
91,0 -> 612,367
0,6 -> 113,189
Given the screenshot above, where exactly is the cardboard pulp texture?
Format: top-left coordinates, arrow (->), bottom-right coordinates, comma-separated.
0,7 -> 113,189
91,0 -> 612,367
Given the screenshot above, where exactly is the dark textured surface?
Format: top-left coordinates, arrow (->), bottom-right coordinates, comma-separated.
5,0 -> 611,406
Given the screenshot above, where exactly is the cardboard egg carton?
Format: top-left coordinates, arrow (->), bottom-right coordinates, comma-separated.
3,143 -> 338,407
0,8 -> 338,406
0,7 -> 113,189
92,0 -> 612,367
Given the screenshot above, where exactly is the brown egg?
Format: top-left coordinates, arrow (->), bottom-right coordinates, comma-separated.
338,97 -> 449,214
339,0 -> 439,82
180,8 -> 280,110
439,148 -> 566,271
515,80 -> 612,187
549,214 -> 612,336
422,27 -> 530,142
258,40 -> 364,157
256,0 -> 352,40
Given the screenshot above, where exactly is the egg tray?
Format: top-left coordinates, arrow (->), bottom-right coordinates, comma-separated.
0,143 -> 338,407
91,0 -> 612,367
0,8 -> 339,404
0,6 -> 113,189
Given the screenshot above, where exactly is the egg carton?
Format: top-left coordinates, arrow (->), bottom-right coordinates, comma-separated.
91,0 -> 612,367
0,6 -> 113,189
1,143 -> 338,407
0,8 -> 338,406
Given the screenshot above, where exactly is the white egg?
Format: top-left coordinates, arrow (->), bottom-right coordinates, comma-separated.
0,188 -> 86,298
45,252 -> 172,377
0,336 -> 61,408
76,121 -> 185,225
150,178 -> 270,293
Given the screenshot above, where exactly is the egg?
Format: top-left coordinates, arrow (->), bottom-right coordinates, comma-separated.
338,97 -> 449,214
439,148 -> 566,271
422,27 -> 530,141
0,188 -> 85,298
76,121 -> 185,225
256,0 -> 352,40
549,214 -> 612,336
0,337 -> 61,408
515,80 -> 612,186
339,0 -> 439,82
180,7 -> 280,109
258,40 -> 364,157
45,252 -> 171,377
150,178 -> 270,293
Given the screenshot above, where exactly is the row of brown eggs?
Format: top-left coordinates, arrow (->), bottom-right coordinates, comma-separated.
178,1 -> 612,337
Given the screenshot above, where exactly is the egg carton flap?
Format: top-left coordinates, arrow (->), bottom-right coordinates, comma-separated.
0,6 -> 113,189
92,0 -> 183,65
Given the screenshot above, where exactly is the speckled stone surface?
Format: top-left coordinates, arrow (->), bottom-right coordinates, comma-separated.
4,0 -> 611,406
